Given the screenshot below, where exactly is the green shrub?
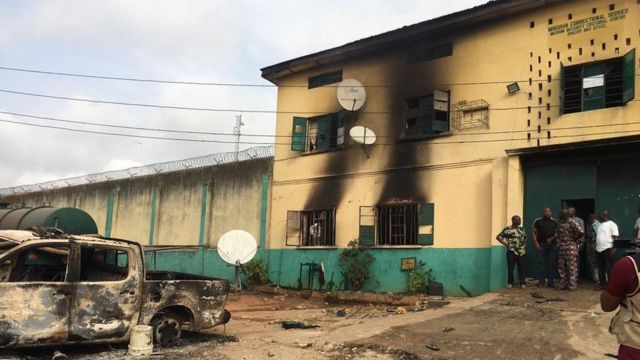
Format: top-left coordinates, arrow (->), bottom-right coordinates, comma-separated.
407,261 -> 435,294
407,270 -> 427,294
244,258 -> 269,286
339,240 -> 375,291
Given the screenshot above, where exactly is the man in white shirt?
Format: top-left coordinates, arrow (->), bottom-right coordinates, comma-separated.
595,210 -> 619,290
632,205 -> 640,241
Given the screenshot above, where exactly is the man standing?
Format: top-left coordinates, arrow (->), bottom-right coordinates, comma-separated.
632,205 -> 640,242
533,207 -> 558,288
585,213 -> 600,284
568,207 -> 585,246
496,215 -> 527,289
600,253 -> 640,359
550,209 -> 584,291
596,210 -> 619,290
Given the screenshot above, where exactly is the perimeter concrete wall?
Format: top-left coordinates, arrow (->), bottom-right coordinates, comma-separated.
0,158 -> 272,279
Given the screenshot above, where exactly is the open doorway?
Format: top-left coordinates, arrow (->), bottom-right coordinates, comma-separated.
561,199 -> 595,279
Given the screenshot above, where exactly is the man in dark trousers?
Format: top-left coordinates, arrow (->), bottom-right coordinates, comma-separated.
496,215 -> 527,289
595,210 -> 619,290
585,213 -> 600,284
533,207 -> 558,288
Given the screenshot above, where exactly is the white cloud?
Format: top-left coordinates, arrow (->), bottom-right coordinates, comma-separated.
0,0 -> 487,188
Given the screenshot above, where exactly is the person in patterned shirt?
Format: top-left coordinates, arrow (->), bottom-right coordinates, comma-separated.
497,215 -> 527,289
549,209 -> 585,291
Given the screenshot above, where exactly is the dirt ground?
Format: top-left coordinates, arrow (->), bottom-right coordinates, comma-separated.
1,282 -> 620,360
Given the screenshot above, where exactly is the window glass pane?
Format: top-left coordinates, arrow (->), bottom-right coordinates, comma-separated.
583,74 -> 604,89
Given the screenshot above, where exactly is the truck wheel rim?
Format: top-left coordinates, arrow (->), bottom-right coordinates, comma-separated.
155,318 -> 180,347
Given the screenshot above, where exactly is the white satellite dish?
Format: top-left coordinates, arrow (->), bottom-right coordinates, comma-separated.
217,230 -> 258,265
349,126 -> 377,145
337,79 -> 366,111
217,230 -> 258,293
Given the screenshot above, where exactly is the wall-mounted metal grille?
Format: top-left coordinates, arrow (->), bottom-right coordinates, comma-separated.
300,209 -> 336,246
0,146 -> 274,197
451,99 -> 490,131
377,204 -> 418,246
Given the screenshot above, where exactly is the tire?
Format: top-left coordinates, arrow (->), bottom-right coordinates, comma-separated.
152,313 -> 182,347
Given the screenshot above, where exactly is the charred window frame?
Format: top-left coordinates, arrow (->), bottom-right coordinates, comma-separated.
404,90 -> 450,139
291,113 -> 345,153
286,209 -> 336,247
308,70 -> 343,89
408,43 -> 453,64
1,243 -> 71,283
359,204 -> 434,247
561,49 -> 635,114
79,246 -> 130,282
376,204 -> 419,246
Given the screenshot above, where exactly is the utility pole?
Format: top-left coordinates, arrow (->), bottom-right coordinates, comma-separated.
234,114 -> 244,161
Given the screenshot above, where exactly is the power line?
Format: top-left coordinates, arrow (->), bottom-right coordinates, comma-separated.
0,66 -> 276,88
0,110 -> 280,138
0,65 -> 638,88
0,118 -> 285,145
5,87 -> 638,114
2,115 -> 640,147
3,109 -> 640,140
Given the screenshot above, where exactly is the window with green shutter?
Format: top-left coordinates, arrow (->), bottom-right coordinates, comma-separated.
291,113 -> 345,153
358,206 -> 375,246
404,90 -> 450,138
286,211 -> 301,246
623,49 -> 636,104
417,203 -> 434,246
287,209 -> 336,247
291,117 -> 307,152
561,49 -> 636,114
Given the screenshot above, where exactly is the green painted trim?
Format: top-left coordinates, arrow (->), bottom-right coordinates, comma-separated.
148,189 -> 158,245
139,246 -> 508,297
105,193 -> 115,238
198,183 -> 209,246
259,175 -> 269,252
266,246 -> 508,296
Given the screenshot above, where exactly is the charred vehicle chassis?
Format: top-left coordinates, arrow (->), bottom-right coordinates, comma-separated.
0,230 -> 230,348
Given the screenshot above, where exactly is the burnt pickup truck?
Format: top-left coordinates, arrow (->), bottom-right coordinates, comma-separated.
0,229 -> 230,348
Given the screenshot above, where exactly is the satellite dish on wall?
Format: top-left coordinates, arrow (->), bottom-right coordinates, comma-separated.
217,230 -> 258,293
217,230 -> 258,265
349,126 -> 377,145
337,79 -> 367,111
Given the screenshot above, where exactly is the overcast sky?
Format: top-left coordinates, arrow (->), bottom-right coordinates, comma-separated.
0,0 -> 486,188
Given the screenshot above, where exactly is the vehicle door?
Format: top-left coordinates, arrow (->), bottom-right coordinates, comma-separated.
68,244 -> 143,342
0,241 -> 74,347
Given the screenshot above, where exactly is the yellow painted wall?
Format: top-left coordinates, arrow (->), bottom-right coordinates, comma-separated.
270,0 -> 640,250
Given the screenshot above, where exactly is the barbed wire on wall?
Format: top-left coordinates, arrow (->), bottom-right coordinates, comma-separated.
0,146 -> 274,197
